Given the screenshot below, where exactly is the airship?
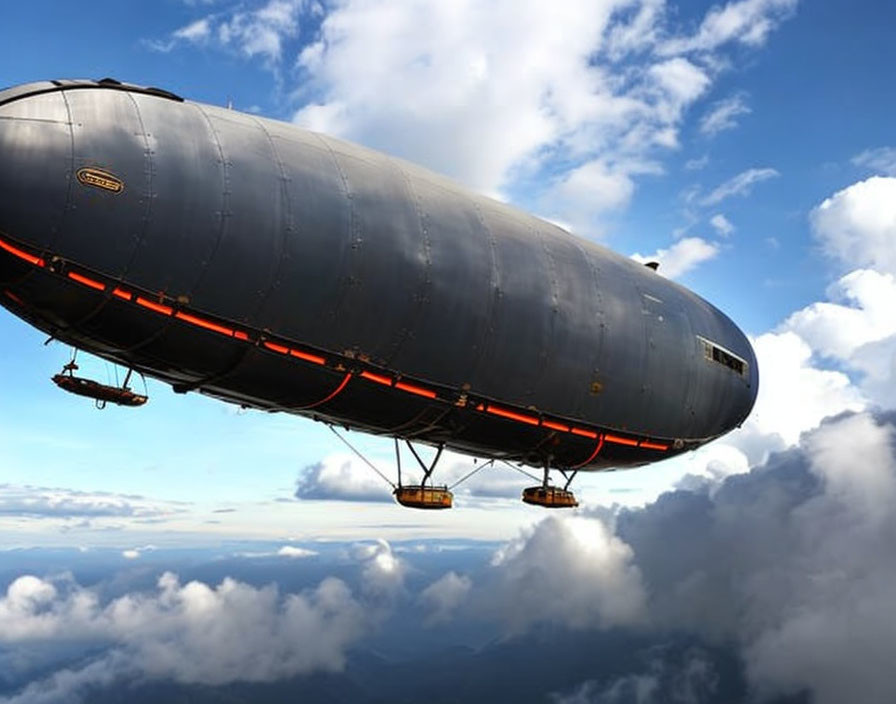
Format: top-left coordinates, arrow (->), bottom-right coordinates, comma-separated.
0,78 -> 758,508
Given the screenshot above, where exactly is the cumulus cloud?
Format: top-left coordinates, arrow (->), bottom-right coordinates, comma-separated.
700,167 -> 779,205
294,456 -> 394,503
630,236 -> 719,278
486,411 -> 896,704
852,146 -> 896,176
285,0 -> 794,231
419,571 -> 471,625
698,93 -> 751,135
810,176 -> 896,276
354,539 -> 406,597
0,570 -> 370,700
485,516 -> 647,634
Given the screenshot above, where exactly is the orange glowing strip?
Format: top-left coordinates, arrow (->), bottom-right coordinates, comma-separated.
361,370 -> 393,386
639,441 -> 669,451
112,288 -> 132,301
605,433 -> 639,447
542,420 -> 571,433
175,311 -> 237,337
234,331 -> 249,341
0,238 -> 45,267
263,341 -> 290,354
135,297 -> 173,316
67,271 -> 105,291
573,434 -> 605,469
4,290 -> 24,305
300,372 -> 352,409
395,381 -> 437,399
571,427 -> 598,439
486,405 -> 540,426
289,348 -> 326,365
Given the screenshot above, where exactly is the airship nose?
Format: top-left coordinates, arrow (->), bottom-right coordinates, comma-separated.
0,83 -> 73,261
705,310 -> 759,436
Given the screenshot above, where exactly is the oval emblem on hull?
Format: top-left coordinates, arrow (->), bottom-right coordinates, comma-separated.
76,167 -> 124,194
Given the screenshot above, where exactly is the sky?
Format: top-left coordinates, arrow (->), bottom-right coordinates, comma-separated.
1,1 -> 895,702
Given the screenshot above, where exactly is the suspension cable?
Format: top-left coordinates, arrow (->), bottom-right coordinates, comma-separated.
499,459 -> 542,483
448,458 -> 495,490
327,425 -> 396,489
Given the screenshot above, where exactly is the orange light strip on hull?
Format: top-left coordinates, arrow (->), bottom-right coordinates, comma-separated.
1,231 -> 672,453
135,297 -> 173,316
67,271 -> 105,291
175,311 -> 239,338
0,238 -> 45,268
571,427 -> 598,439
289,348 -> 325,365
605,434 -> 639,447
485,404 -> 540,426
542,420 -> 571,433
639,441 -> 669,451
395,381 -> 437,399
360,370 -> 393,386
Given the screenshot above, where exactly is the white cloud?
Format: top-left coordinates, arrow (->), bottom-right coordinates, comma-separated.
294,455 -> 394,503
160,0 -> 305,67
699,93 -> 751,135
287,0 -> 794,231
630,236 -> 719,278
852,146 -> 896,176
659,0 -> 798,55
744,331 -> 866,447
485,516 -> 647,633
709,213 -> 734,236
277,545 -> 318,558
0,484 -> 174,520
701,167 -> 779,205
355,539 -> 406,597
0,570 -> 368,689
173,18 -> 211,42
419,571 -> 472,625
810,176 -> 896,276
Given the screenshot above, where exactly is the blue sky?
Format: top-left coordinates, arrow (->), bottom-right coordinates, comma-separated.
1,0 -> 895,544
2,2 -> 896,703
0,0 -> 896,543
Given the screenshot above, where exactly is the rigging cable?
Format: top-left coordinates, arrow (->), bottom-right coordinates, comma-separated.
327,425 -> 396,489
448,458 -> 495,490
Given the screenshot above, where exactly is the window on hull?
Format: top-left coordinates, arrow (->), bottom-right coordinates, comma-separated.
698,336 -> 748,378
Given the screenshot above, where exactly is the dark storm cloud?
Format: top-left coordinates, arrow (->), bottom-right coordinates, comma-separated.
480,410 -> 896,704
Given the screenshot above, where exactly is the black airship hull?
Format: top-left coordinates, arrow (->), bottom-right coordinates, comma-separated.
0,79 -> 758,471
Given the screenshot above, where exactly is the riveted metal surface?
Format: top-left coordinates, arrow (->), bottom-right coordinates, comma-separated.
62,89 -> 147,278
0,91 -> 72,254
251,123 -> 352,346
121,95 -> 223,297
321,139 -> 422,361
388,168 -> 493,387
185,107 -> 281,323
